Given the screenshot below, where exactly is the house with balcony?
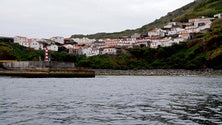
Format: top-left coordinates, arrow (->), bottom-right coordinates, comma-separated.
90,47 -> 100,57
101,47 -> 117,55
104,39 -> 120,48
118,38 -> 135,48
135,38 -> 151,47
187,17 -> 212,33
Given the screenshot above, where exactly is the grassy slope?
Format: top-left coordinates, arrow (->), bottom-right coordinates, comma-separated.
0,42 -> 45,61
174,0 -> 222,22
0,42 -> 81,62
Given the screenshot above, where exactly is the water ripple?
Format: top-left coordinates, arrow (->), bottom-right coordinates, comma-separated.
0,76 -> 222,125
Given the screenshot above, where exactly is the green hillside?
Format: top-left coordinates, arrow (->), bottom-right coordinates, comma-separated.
0,42 -> 77,62
71,0 -> 222,39
174,0 -> 222,22
76,18 -> 222,69
73,0 -> 222,69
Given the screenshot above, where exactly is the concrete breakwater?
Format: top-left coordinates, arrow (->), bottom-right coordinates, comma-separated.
0,69 -> 95,78
0,61 -> 95,78
93,69 -> 222,76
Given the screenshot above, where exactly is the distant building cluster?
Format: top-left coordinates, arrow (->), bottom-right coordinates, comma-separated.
2,13 -> 221,57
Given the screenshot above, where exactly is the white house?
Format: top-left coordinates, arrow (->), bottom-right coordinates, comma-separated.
135,38 -> 151,47
185,26 -> 200,33
14,36 -> 29,45
179,33 -> 190,40
104,39 -> 119,47
47,44 -> 58,51
73,46 -> 82,55
159,38 -> 173,47
118,38 -> 135,48
150,41 -> 161,48
30,40 -> 43,50
73,46 -> 94,57
21,41 -> 30,48
148,28 -> 165,37
94,41 -> 106,49
164,22 -> 177,29
90,47 -> 100,57
188,17 -> 212,30
81,47 -> 93,57
167,30 -> 178,36
101,47 -> 117,55
50,36 -> 64,44
173,37 -> 185,43
73,37 -> 96,45
214,13 -> 222,18
63,44 -> 74,49
75,47 -> 100,57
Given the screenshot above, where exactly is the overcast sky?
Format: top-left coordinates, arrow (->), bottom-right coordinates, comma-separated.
0,0 -> 194,38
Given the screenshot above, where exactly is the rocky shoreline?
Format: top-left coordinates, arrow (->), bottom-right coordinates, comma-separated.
0,68 -> 95,78
93,69 -> 222,76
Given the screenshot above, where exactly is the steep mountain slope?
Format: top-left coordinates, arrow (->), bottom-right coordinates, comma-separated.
76,18 -> 222,69
174,0 -> 222,22
73,0 -> 222,69
71,0 -> 213,39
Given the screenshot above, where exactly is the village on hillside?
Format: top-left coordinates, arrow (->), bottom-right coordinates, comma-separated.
2,13 -> 222,57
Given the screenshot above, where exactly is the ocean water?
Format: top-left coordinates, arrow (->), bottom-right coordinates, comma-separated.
0,76 -> 222,125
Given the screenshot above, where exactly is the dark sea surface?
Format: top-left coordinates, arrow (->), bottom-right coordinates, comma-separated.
0,76 -> 222,125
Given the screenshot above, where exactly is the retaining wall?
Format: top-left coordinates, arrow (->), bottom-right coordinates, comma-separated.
1,61 -> 75,70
